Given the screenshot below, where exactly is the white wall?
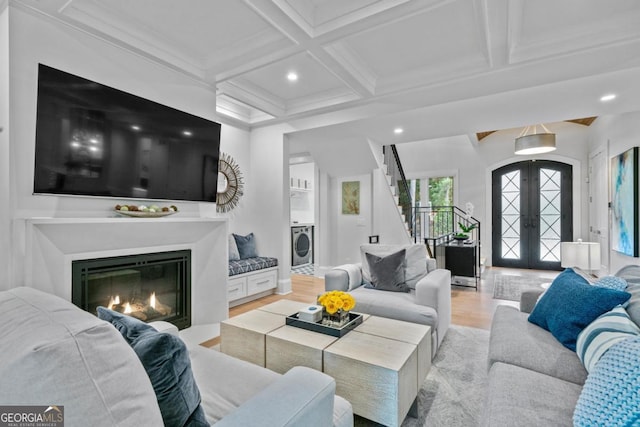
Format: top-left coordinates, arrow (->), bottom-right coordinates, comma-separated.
330,174 -> 372,265
372,168 -> 412,246
395,123 -> 590,266
244,124 -> 294,294
316,170 -> 331,272
587,111 -> 640,273
397,134 -> 484,223
0,6 -> 10,290
217,123 -> 252,231
8,7 -> 219,221
290,162 -> 315,225
3,6 -> 258,291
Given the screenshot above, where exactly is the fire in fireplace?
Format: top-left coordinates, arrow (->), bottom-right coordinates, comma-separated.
72,250 -> 191,329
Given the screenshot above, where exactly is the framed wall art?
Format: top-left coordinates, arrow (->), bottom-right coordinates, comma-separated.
342,181 -> 360,215
611,147 -> 638,257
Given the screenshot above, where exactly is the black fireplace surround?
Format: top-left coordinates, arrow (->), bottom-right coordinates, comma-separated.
72,250 -> 191,329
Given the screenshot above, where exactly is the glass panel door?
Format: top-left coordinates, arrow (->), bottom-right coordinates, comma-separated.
538,168 -> 562,262
501,170 -> 521,259
492,161 -> 572,270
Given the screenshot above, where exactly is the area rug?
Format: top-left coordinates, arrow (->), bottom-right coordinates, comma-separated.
354,325 -> 490,426
492,274 -> 544,302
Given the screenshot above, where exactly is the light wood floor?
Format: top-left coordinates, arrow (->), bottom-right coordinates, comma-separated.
202,266 -> 558,348
233,267 -> 559,328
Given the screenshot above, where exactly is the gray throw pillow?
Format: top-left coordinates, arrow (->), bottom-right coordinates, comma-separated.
228,234 -> 240,261
233,232 -> 259,259
360,244 -> 428,289
365,249 -> 409,292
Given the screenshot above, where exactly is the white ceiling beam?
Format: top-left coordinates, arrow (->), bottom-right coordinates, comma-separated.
507,0 -> 525,65
243,0 -> 311,44
229,0 -> 458,99
313,44 -> 376,96
217,80 -> 287,118
472,0 -> 509,69
11,0 -> 208,85
311,0 -> 412,37
211,44 -> 301,83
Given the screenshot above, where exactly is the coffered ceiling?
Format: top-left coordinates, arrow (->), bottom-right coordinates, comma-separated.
13,0 -> 640,142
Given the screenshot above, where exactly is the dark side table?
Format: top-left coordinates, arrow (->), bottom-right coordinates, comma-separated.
443,241 -> 479,290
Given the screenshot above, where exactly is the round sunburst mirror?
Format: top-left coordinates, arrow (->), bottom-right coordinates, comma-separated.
216,152 -> 244,213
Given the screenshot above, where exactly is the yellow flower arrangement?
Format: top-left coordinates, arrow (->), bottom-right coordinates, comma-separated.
317,291 -> 356,314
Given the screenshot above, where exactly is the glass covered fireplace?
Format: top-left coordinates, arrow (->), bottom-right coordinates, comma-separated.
72,250 -> 191,329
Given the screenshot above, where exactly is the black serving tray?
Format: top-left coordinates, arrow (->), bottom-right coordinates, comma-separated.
286,312 -> 364,337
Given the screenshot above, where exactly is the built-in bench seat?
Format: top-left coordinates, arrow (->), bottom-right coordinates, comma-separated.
229,256 -> 278,276
228,233 -> 279,307
228,257 -> 279,307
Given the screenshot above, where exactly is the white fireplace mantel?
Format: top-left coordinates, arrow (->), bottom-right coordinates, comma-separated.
24,216 -> 229,327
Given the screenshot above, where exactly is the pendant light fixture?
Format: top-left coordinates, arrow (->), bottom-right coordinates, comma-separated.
514,124 -> 556,155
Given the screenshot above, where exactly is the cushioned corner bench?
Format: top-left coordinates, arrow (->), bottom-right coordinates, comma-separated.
228,257 -> 279,306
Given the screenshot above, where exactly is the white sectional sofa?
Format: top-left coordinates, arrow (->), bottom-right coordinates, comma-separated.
0,287 -> 353,427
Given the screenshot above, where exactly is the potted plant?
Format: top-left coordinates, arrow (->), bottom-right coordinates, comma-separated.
454,222 -> 476,242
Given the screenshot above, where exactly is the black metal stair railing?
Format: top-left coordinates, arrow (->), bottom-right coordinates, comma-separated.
412,205 -> 480,259
383,145 -> 413,233
381,145 -> 481,272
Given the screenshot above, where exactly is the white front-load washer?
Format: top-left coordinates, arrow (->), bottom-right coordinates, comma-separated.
291,226 -> 313,266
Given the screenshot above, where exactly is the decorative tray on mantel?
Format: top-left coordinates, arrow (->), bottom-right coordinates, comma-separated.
115,210 -> 175,218
114,204 -> 178,218
285,312 -> 363,337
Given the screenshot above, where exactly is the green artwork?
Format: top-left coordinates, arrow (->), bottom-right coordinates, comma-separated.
342,181 -> 360,215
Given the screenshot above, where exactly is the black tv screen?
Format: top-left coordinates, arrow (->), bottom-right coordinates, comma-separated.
33,64 -> 221,202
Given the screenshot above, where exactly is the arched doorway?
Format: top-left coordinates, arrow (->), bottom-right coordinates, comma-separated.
492,160 -> 573,270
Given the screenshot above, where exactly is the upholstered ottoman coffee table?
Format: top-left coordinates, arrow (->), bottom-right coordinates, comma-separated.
219,308 -> 284,366
220,301 -> 431,427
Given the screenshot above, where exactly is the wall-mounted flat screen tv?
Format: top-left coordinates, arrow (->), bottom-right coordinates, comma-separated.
33,64 -> 221,202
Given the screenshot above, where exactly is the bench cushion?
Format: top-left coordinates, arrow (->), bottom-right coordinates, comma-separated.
229,257 -> 278,276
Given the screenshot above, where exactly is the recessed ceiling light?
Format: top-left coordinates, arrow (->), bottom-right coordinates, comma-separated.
600,94 -> 617,102
131,125 -> 141,131
394,127 -> 404,135
287,72 -> 298,82
182,130 -> 192,136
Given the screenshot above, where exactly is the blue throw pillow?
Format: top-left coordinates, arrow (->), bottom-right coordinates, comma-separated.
594,275 -> 628,291
573,336 -> 640,426
97,308 -> 209,427
96,305 -> 155,340
576,305 -> 640,372
528,268 -> 632,351
233,232 -> 259,259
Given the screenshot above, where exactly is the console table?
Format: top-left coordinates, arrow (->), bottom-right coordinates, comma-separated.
443,241 -> 479,289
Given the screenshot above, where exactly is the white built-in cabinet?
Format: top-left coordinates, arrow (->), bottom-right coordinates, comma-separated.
228,267 -> 278,307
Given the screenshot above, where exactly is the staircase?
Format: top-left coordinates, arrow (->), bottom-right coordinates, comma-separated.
382,145 -> 413,237
382,145 -> 482,272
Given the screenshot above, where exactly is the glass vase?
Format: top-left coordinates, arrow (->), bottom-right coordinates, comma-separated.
322,309 -> 350,328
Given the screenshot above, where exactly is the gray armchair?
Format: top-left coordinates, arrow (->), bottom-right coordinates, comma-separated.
325,244 -> 451,357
